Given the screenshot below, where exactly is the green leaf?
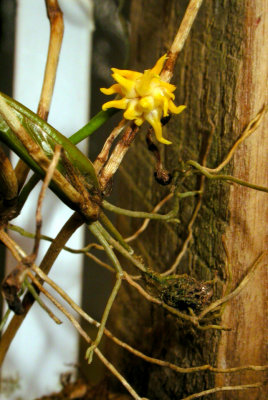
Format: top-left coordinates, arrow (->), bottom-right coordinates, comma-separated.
0,92 -> 99,190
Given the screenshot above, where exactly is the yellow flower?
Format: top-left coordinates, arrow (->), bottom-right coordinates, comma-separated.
100,54 -> 186,145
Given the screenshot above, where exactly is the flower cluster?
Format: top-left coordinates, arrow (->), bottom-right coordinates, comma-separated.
100,55 -> 186,145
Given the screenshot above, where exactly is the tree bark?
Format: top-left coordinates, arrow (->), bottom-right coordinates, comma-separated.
107,1 -> 267,399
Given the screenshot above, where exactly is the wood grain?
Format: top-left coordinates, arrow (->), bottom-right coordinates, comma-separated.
216,2 -> 268,399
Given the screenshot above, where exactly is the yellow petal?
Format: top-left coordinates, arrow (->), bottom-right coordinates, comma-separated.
123,101 -> 140,120
167,92 -> 175,100
111,73 -> 136,95
168,103 -> 186,115
139,96 -> 154,112
135,117 -> 144,126
160,81 -> 176,92
111,68 -> 142,80
146,112 -> 172,145
150,54 -> 167,75
163,97 -> 169,117
100,84 -> 122,95
102,98 -> 128,111
136,71 -> 154,97
153,92 -> 168,116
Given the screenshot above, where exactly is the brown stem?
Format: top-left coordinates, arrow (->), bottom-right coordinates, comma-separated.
0,146 -> 18,201
94,119 -> 128,174
0,229 -> 23,261
146,130 -> 172,185
0,211 -> 83,366
14,160 -> 31,193
94,347 -> 145,400
199,105 -> 268,174
198,252 -> 267,320
99,123 -> 139,192
15,0 -> 64,190
161,197 -> 201,276
161,0 -> 204,83
37,0 -> 64,120
31,144 -> 62,260
181,382 -> 264,400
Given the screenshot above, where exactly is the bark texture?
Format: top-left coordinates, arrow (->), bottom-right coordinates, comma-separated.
216,1 -> 268,399
107,1 -> 267,399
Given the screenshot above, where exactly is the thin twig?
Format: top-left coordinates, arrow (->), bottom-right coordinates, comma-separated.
30,253 -> 268,377
32,264 -> 95,324
15,0 -> 64,189
8,223 -> 103,253
205,105 -> 268,173
99,211 -> 133,253
101,322 -> 268,375
85,222 -> 123,362
125,193 -> 173,242
161,0 -> 204,82
29,269 -> 93,344
94,348 -> 145,400
98,226 -> 147,274
31,144 -> 62,259
24,275 -> 62,324
84,251 -> 114,273
187,160 -> 268,192
124,272 -> 161,304
102,198 -> 176,221
1,144 -> 63,317
1,237 -> 89,343
29,265 -> 143,400
0,229 -> 23,261
0,212 -> 83,366
3,203 -> 249,333
94,119 -> 128,174
99,123 -> 139,191
198,252 -> 267,320
161,199 -> 201,276
0,232 -> 61,324
37,0 -> 64,120
107,322 -> 268,374
180,382 -> 264,400
9,222 -> 113,272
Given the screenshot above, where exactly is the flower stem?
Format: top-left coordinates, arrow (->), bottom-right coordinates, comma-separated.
69,108 -> 118,144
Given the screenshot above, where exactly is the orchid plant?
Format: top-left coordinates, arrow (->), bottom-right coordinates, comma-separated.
0,0 -> 267,399
101,54 -> 186,144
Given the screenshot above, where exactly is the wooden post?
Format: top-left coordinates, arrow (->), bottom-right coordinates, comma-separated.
107,1 -> 267,398
216,2 -> 268,399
